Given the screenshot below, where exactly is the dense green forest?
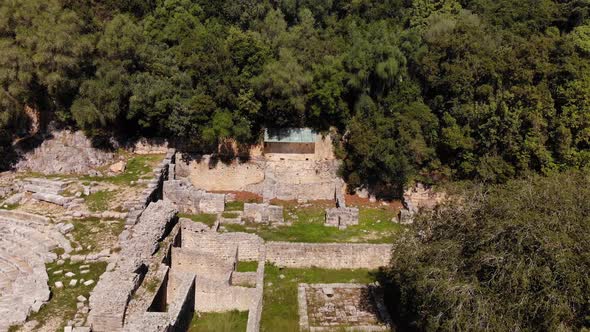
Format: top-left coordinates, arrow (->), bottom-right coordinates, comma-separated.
387,171 -> 590,331
2,0 -> 590,192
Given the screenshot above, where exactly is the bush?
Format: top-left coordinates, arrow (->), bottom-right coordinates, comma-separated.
387,171 -> 590,331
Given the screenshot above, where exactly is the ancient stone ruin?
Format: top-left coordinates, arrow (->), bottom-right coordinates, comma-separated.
400,182 -> 446,224
0,209 -> 72,330
325,207 -> 360,229
163,179 -> 225,214
242,203 -> 284,224
298,283 -> 392,331
1,135 -> 399,331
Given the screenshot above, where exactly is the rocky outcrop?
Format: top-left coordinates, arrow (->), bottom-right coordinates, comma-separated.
16,131 -> 114,175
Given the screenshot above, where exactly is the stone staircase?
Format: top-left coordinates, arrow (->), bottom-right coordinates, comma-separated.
0,209 -> 73,331
22,178 -> 73,206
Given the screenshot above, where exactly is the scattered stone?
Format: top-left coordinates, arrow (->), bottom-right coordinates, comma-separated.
53,270 -> 63,275
77,295 -> 87,302
64,326 -> 73,332
83,280 -> 94,286
69,279 -> 78,287
65,272 -> 75,277
109,161 -> 126,173
76,302 -> 84,309
58,223 -> 75,234
2,192 -> 23,205
55,281 -> 64,289
279,274 -> 285,279
80,270 -> 89,275
57,259 -> 65,266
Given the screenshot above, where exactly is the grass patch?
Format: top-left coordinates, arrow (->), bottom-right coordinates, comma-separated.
1,203 -> 20,210
224,206 -> 403,243
189,310 -> 248,332
236,261 -> 258,272
84,190 -> 112,211
81,154 -> 164,185
144,278 -> 161,293
18,260 -> 107,331
224,201 -> 244,211
69,217 -> 125,254
179,213 -> 217,227
222,212 -> 240,219
260,264 -> 376,332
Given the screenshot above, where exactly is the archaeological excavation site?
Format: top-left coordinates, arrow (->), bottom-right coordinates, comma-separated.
0,129 -> 438,332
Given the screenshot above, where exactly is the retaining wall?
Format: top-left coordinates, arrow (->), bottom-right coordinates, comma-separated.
182,229 -> 263,261
265,242 -> 392,269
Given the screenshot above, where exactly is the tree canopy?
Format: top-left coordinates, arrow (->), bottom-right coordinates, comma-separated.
386,171 -> 590,331
1,0 -> 590,193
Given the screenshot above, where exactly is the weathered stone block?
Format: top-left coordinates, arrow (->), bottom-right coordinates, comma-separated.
325,207 -> 359,229
243,203 -> 283,224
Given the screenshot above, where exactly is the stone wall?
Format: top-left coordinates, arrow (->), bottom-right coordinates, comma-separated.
325,207 -> 359,229
181,150 -> 345,203
266,242 -> 392,269
88,200 -> 178,331
243,203 -> 284,223
125,149 -> 175,225
172,248 -> 234,284
231,272 -> 257,287
246,246 -> 266,332
195,285 -> 257,312
163,179 -> 225,214
181,225 -> 263,261
183,156 -> 266,192
261,159 -> 343,202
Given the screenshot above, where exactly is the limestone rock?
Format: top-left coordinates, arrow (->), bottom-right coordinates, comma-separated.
109,161 -> 126,173
15,130 -> 115,175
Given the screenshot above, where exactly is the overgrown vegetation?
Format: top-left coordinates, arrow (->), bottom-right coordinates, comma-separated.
236,261 -> 258,272
3,0 -> 590,192
387,171 -> 590,331
179,213 -> 217,227
69,217 -> 125,254
82,154 -> 163,185
224,201 -> 245,211
261,264 -> 375,331
224,206 -> 402,243
221,212 -> 240,219
84,190 -> 112,211
189,310 -> 248,332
